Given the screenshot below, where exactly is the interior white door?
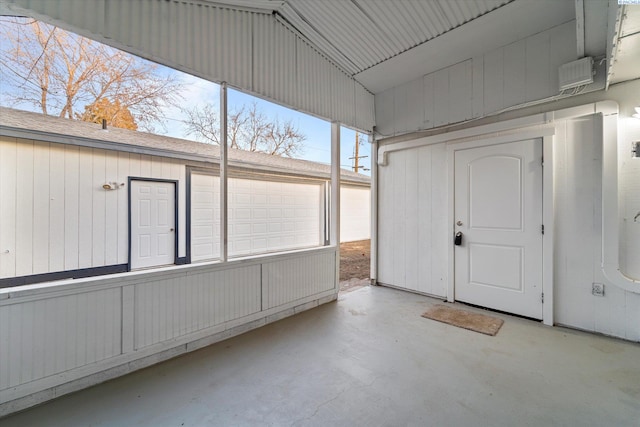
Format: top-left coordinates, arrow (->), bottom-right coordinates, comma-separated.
454,139 -> 543,319
131,180 -> 176,269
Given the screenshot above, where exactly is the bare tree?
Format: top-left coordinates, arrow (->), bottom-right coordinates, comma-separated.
0,17 -> 183,132
183,101 -> 306,157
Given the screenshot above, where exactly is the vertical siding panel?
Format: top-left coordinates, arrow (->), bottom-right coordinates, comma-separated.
49,144 -> 65,272
78,147 -> 93,269
374,88 -> 395,137
105,151 -> 119,265
75,292 -> 88,367
393,151 -> 407,287
503,40 -> 526,108
92,150 -> 107,266
483,47 -> 504,114
472,56 -> 484,118
176,161 -> 186,258
0,303 -> 11,389
8,305 -> 22,386
549,21 -> 577,94
417,146 -> 432,295
430,143 -> 448,297
20,301 -> 34,385
32,141 -> 50,274
0,138 -> 17,278
151,156 -> 163,179
15,139 -> 34,276
31,299 -> 46,380
132,266 -> 261,349
404,151 -> 419,291
625,293 -> 640,341
117,153 -> 130,264
448,60 -> 472,123
377,158 -> 393,283
433,68 -> 449,127
139,154 -> 152,177
42,297 -> 56,377
423,73 -> 435,129
525,31 -> 551,101
64,145 -> 80,271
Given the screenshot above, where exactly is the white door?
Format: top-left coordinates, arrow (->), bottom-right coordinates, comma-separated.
454,139 -> 543,319
131,180 -> 176,269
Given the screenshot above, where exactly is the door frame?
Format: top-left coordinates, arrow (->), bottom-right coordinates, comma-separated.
446,129 -> 555,325
128,177 -> 179,271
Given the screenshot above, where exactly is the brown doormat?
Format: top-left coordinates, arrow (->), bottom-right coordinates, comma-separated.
421,304 -> 504,336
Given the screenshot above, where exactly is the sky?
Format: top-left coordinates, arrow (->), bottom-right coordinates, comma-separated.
159,72 -> 371,175
0,16 -> 371,175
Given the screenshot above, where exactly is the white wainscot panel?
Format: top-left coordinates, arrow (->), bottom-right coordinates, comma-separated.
262,251 -> 336,310
0,287 -> 122,391
134,266 -> 261,350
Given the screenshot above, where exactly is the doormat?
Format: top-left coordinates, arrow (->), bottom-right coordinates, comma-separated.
421,305 -> 504,336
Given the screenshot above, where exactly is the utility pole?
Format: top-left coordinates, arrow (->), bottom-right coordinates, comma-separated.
349,132 -> 369,173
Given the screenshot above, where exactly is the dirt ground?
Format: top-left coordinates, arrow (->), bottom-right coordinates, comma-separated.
339,239 -> 370,292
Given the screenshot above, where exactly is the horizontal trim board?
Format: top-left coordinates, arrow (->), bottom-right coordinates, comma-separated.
0,264 -> 128,288
0,246 -> 339,303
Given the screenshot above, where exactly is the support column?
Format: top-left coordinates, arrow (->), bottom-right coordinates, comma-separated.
331,122 -> 340,289
369,133 -> 377,285
220,83 -> 228,262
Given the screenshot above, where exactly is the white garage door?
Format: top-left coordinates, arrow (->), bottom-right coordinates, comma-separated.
190,173 -> 221,262
340,185 -> 371,242
190,172 -> 324,261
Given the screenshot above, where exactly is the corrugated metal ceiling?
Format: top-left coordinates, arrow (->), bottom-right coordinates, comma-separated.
213,0 -> 512,76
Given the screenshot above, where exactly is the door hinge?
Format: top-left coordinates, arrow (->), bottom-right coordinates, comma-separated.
541,292 -> 544,303
541,157 -> 544,167
541,224 -> 545,235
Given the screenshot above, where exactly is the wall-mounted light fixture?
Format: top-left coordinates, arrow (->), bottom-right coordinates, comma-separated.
633,107 -> 640,119
102,182 -> 125,190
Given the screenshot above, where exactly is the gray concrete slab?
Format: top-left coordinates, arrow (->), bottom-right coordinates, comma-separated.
2,286 -> 639,426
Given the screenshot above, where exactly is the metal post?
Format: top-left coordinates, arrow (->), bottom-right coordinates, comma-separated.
220,82 -> 228,262
369,133 -> 377,285
331,122 -> 340,289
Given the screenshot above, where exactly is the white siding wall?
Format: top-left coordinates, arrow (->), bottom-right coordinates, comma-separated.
375,21 -> 578,136
376,81 -> 640,341
552,115 -> 640,341
339,185 -> 371,243
378,144 -> 448,297
0,247 -> 338,414
0,138 -> 187,279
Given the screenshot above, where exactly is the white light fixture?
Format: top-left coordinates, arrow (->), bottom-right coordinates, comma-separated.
102,182 -> 125,190
633,107 -> 640,119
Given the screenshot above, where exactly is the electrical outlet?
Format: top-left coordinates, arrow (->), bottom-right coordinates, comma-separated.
592,283 -> 605,297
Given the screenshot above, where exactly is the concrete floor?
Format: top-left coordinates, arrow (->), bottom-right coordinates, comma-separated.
3,285 -> 640,426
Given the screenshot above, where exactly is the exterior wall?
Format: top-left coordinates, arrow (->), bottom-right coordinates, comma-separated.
377,145 -> 447,296
340,185 -> 371,243
0,247 -> 338,416
0,138 -> 188,279
375,21 -> 584,137
376,80 -> 640,341
0,137 -> 370,282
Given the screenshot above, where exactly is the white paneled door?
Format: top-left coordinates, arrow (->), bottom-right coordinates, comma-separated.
454,139 -> 543,319
130,180 -> 176,270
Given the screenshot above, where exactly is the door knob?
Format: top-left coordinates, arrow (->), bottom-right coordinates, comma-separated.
454,232 -> 463,246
